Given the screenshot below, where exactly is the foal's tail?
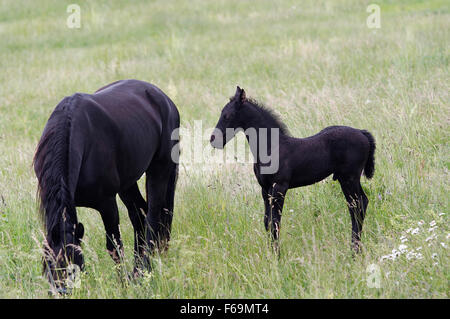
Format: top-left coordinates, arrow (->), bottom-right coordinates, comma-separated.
33,98 -> 77,243
361,130 -> 376,179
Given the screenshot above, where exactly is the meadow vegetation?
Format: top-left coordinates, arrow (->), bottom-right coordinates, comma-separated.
0,0 -> 448,298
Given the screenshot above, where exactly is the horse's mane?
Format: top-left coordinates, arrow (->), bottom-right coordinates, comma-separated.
244,98 -> 291,136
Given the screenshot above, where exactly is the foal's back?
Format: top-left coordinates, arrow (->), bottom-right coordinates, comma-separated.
284,126 -> 371,187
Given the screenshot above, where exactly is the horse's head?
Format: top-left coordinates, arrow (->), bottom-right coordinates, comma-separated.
43,221 -> 85,293
210,86 -> 247,149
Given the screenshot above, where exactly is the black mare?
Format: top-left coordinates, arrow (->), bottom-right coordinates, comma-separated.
34,79 -> 179,290
211,87 -> 376,253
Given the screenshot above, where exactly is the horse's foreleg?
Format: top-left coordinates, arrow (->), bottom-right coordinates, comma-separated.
119,183 -> 147,276
268,184 -> 288,254
97,197 -> 124,264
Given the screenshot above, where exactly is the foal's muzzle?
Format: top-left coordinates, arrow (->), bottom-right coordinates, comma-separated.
210,128 -> 225,149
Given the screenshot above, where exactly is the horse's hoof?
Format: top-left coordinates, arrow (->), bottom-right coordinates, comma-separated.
59,288 -> 67,294
132,269 -> 143,280
48,287 -> 71,296
132,266 -> 152,280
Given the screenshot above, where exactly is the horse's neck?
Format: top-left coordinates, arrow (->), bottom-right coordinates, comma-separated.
243,123 -> 283,164
241,104 -> 286,163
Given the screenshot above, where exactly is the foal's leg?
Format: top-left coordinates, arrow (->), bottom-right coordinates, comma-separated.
97,197 -> 124,264
262,188 -> 270,232
360,184 -> 369,215
339,177 -> 367,253
268,184 -> 288,253
119,183 -> 147,274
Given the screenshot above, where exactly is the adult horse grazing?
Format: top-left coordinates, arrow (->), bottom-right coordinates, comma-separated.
210,87 -> 375,253
34,79 -> 180,291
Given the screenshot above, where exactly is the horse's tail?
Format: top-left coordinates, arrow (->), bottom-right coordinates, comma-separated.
361,130 -> 376,179
33,98 -> 77,244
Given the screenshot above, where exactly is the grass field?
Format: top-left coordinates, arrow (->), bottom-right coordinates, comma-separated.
0,0 -> 448,298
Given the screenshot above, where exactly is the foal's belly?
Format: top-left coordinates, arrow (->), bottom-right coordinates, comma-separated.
289,169 -> 333,188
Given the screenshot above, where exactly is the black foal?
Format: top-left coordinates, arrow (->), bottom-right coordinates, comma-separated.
211,87 -> 376,253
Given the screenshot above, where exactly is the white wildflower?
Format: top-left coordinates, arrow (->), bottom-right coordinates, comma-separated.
417,220 -> 424,226
438,213 -> 445,217
429,220 -> 436,227
428,226 -> 437,233
432,253 -> 438,259
405,228 -> 413,234
391,249 -> 401,258
406,252 -> 415,260
441,242 -> 447,248
416,246 -> 422,251
406,251 -> 423,260
411,228 -> 420,235
426,234 -> 437,242
400,236 -> 408,243
398,244 -> 408,253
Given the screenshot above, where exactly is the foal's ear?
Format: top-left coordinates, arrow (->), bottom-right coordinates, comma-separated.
235,86 -> 246,105
75,222 -> 84,240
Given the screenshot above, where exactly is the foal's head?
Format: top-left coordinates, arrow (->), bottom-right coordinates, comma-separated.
43,220 -> 85,293
210,86 -> 289,149
210,86 -> 247,149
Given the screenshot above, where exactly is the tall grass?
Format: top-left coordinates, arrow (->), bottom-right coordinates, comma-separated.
0,0 -> 448,298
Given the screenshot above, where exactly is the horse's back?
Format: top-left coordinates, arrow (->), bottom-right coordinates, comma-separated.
93,79 -> 179,144
67,80 -> 178,206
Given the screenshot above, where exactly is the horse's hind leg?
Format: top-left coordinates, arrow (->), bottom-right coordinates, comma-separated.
144,162 -> 173,257
119,183 -> 147,274
339,177 -> 367,253
159,163 -> 178,247
96,197 -> 124,264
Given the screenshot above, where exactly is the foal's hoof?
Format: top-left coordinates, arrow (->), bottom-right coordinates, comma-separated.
270,241 -> 281,257
352,241 -> 363,255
